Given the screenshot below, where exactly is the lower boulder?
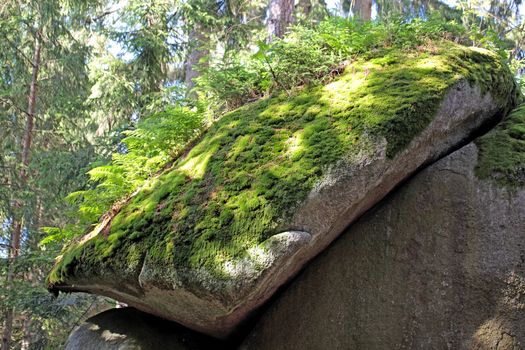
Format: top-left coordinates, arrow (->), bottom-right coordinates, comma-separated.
241,141 -> 525,349
65,308 -> 224,350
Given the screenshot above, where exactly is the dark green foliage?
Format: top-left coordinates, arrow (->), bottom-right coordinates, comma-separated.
0,249 -> 112,349
476,104 -> 525,187
0,0 -> 114,347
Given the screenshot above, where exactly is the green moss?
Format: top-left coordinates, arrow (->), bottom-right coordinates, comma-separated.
48,42 -> 519,286
475,104 -> 525,187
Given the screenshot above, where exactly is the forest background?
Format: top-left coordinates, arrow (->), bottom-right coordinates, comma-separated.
0,0 -> 524,348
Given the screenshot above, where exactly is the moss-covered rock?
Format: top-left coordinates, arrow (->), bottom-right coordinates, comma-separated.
476,103 -> 525,187
48,42 -> 519,338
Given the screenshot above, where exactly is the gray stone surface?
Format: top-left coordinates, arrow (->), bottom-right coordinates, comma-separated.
53,82 -> 511,338
241,143 -> 525,350
64,308 -> 224,350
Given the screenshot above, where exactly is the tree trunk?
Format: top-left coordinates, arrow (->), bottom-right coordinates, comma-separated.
352,0 -> 373,20
1,30 -> 41,350
20,316 -> 31,350
267,0 -> 294,40
1,310 -> 14,350
21,31 -> 41,180
184,27 -> 209,95
1,220 -> 21,350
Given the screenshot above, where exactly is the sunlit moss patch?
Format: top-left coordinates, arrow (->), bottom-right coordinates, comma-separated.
48,42 -> 519,286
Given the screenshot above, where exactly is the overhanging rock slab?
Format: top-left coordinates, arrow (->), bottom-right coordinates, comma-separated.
48,45 -> 519,338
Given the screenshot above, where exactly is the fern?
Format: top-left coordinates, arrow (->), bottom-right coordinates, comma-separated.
59,105 -> 204,232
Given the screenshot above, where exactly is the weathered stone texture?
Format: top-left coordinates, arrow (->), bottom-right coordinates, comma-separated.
241,143 -> 525,350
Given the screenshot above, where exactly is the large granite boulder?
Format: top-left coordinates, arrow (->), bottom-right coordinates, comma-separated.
48,43 -> 519,338
241,109 -> 525,349
64,105 -> 524,348
65,308 -> 223,350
